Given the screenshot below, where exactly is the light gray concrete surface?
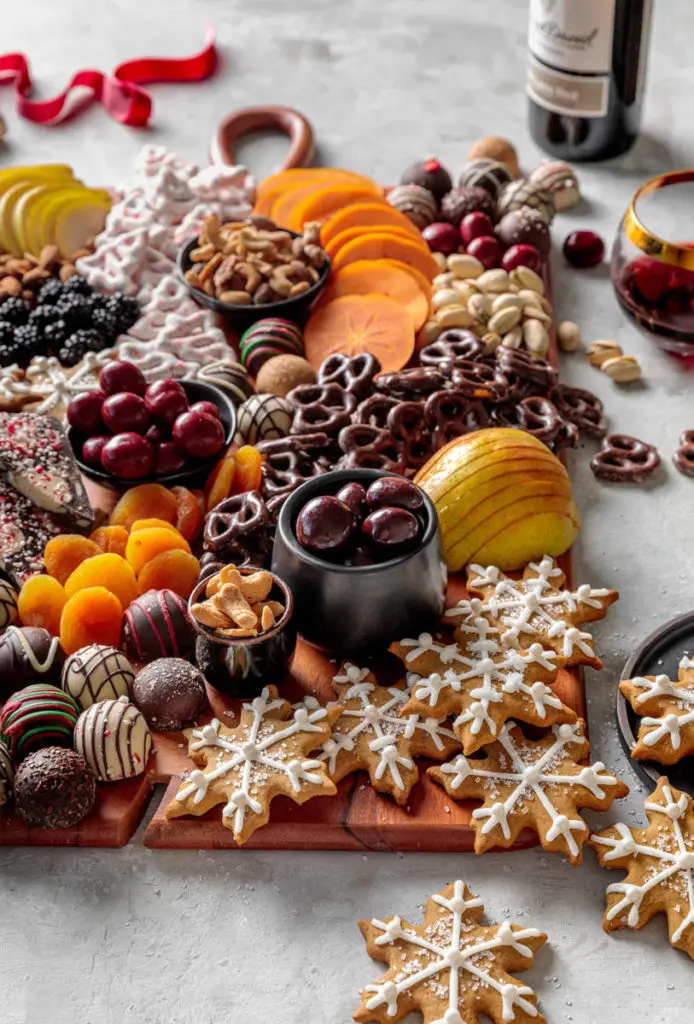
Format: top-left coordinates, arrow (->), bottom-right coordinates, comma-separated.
1,2 -> 694,1022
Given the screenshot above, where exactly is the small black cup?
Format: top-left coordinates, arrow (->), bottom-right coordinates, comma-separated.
271,469 -> 447,657
188,567 -> 297,699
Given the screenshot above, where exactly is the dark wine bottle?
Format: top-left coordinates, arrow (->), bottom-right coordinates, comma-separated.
527,0 -> 653,161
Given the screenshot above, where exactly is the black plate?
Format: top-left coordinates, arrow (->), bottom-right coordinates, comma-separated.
617,610 -> 694,797
68,379 -> 236,490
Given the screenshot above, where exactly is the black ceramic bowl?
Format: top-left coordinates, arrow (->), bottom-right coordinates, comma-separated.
177,232 -> 330,333
189,565 -> 297,699
272,468 -> 447,657
69,379 -> 236,489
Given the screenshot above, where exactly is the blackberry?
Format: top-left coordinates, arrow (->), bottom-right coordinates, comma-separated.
58,328 -> 104,367
103,293 -> 140,331
54,294 -> 92,330
0,297 -> 31,326
38,279 -> 66,305
44,318 -> 69,351
90,306 -> 121,343
13,323 -> 44,363
0,341 -> 21,367
0,321 -> 14,345
61,275 -> 92,297
29,305 -> 60,329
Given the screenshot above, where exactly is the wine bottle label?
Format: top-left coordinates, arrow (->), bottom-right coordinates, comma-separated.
527,57 -> 609,117
527,0 -> 616,74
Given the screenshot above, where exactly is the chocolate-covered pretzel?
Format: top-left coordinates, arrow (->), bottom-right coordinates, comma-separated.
673,430 -> 694,477
515,396 -> 563,446
450,360 -> 507,400
590,433 -> 660,483
353,393 -> 400,429
419,330 -> 486,371
424,389 -> 489,449
496,348 -> 558,393
553,418 -> 579,450
317,352 -> 381,399
287,381 -> 356,435
376,366 -> 446,399
387,401 -> 433,470
203,490 -> 272,565
259,432 -> 335,500
337,424 -> 406,474
551,383 -> 607,439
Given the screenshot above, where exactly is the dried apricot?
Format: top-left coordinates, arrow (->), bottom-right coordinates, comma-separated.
137,550 -> 201,599
125,527 -> 191,575
110,483 -> 178,532
233,446 -> 263,493
170,486 -> 203,541
64,553 -> 138,610
89,525 -> 129,557
130,519 -> 181,535
44,535 -> 103,586
17,574 -> 67,635
60,587 -> 123,655
205,454 -> 236,511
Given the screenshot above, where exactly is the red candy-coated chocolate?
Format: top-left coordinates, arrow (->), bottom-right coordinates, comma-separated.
102,392 -> 150,435
501,244 -> 542,273
460,212 -> 494,247
67,390 -> 106,433
99,360 -> 147,397
421,222 -> 460,256
101,433 -> 154,479
466,235 -> 502,270
563,230 -> 605,269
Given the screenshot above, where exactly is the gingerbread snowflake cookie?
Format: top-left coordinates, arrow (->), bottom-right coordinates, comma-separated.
392,619 -> 575,755
446,556 -> 618,669
356,880 -> 547,1024
620,656 -> 694,764
165,686 -> 341,844
316,663 -> 459,804
429,720 -> 628,863
589,778 -> 694,959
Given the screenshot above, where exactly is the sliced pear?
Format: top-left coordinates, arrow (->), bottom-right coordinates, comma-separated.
0,165 -> 76,191
30,188 -> 110,258
52,196 -> 111,258
12,184 -> 62,256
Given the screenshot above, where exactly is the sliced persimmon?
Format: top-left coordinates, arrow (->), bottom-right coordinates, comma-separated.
286,186 -> 385,232
325,225 -> 427,262
257,167 -> 379,198
318,260 -> 430,331
304,294 -> 414,373
331,232 -> 441,282
321,202 -> 421,245
380,259 -> 433,300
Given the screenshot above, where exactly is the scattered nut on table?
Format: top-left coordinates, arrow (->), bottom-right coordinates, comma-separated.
586,340 -> 623,366
600,355 -> 643,383
557,320 -> 581,352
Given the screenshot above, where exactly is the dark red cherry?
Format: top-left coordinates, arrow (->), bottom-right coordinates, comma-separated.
501,244 -> 542,273
460,212 -> 494,247
67,389 -> 106,433
362,507 -> 420,554
145,424 -> 167,445
190,400 -> 220,420
154,441 -> 187,476
101,433 -> 154,479
296,496 -> 355,557
98,360 -> 147,396
629,255 -> 671,304
466,235 -> 502,270
146,387 -> 189,429
81,435 -> 110,466
101,392 -> 150,435
421,222 -> 460,256
335,482 -> 368,520
563,230 -> 605,269
146,379 -> 186,401
366,476 -> 424,513
172,410 -> 224,458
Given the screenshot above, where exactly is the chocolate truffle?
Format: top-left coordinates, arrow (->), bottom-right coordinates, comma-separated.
387,184 -> 438,230
399,158 -> 453,205
0,578 -> 18,636
0,626 -> 63,700
235,394 -> 293,446
496,179 -> 555,225
121,589 -> 195,664
529,160 -> 581,212
14,747 -> 96,829
75,696 -> 153,781
0,739 -> 14,806
256,355 -> 316,399
496,209 -> 551,259
197,360 -> 256,408
61,644 -> 135,711
440,186 -> 496,228
0,683 -> 79,762
457,157 -> 512,200
132,658 -> 207,731
467,136 -> 519,179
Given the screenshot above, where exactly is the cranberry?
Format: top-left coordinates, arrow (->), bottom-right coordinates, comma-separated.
362,507 -> 420,554
296,496 -> 356,557
101,392 -> 150,435
67,389 -> 106,434
98,360 -> 147,397
190,400 -> 220,420
145,424 -> 167,445
81,435 -> 110,466
146,379 -> 187,401
563,230 -> 605,269
172,410 -> 224,459
154,441 -> 187,476
146,387 -> 189,430
421,222 -> 460,256
460,212 -> 494,247
335,482 -> 368,520
629,256 -> 672,304
101,433 -> 154,479
366,476 -> 424,513
466,235 -> 502,270
501,244 -> 542,273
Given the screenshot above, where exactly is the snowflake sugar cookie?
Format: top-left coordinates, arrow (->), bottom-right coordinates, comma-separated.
589,778 -> 694,959
165,686 -> 341,844
392,618 -> 575,755
0,352 -> 115,416
356,879 -> 547,1024
429,720 -> 628,863
317,663 -> 459,804
620,659 -> 694,764
446,556 -> 618,669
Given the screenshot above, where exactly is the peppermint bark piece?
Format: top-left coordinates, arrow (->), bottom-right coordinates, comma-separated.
446,556 -> 618,669
589,778 -> 694,959
620,657 -> 694,763
392,618 -> 575,755
429,720 -> 628,864
166,685 -> 340,844
356,880 -> 547,1024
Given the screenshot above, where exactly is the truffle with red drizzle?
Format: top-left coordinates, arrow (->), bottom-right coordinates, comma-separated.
121,589 -> 195,664
75,695 -> 153,781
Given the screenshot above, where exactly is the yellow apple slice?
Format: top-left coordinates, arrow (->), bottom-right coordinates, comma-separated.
12,184 -> 63,256
31,188 -> 110,257
0,168 -> 79,253
52,195 -> 111,258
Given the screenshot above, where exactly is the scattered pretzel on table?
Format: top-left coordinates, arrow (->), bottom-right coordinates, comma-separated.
591,433 -> 660,483
210,105 -> 315,170
673,430 -> 694,478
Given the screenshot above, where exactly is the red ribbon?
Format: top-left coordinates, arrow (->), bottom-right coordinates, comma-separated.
0,23 -> 217,127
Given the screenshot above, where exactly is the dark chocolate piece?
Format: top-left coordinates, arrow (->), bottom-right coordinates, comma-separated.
132,658 -> 208,731
14,747 -> 96,829
121,590 -> 195,664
